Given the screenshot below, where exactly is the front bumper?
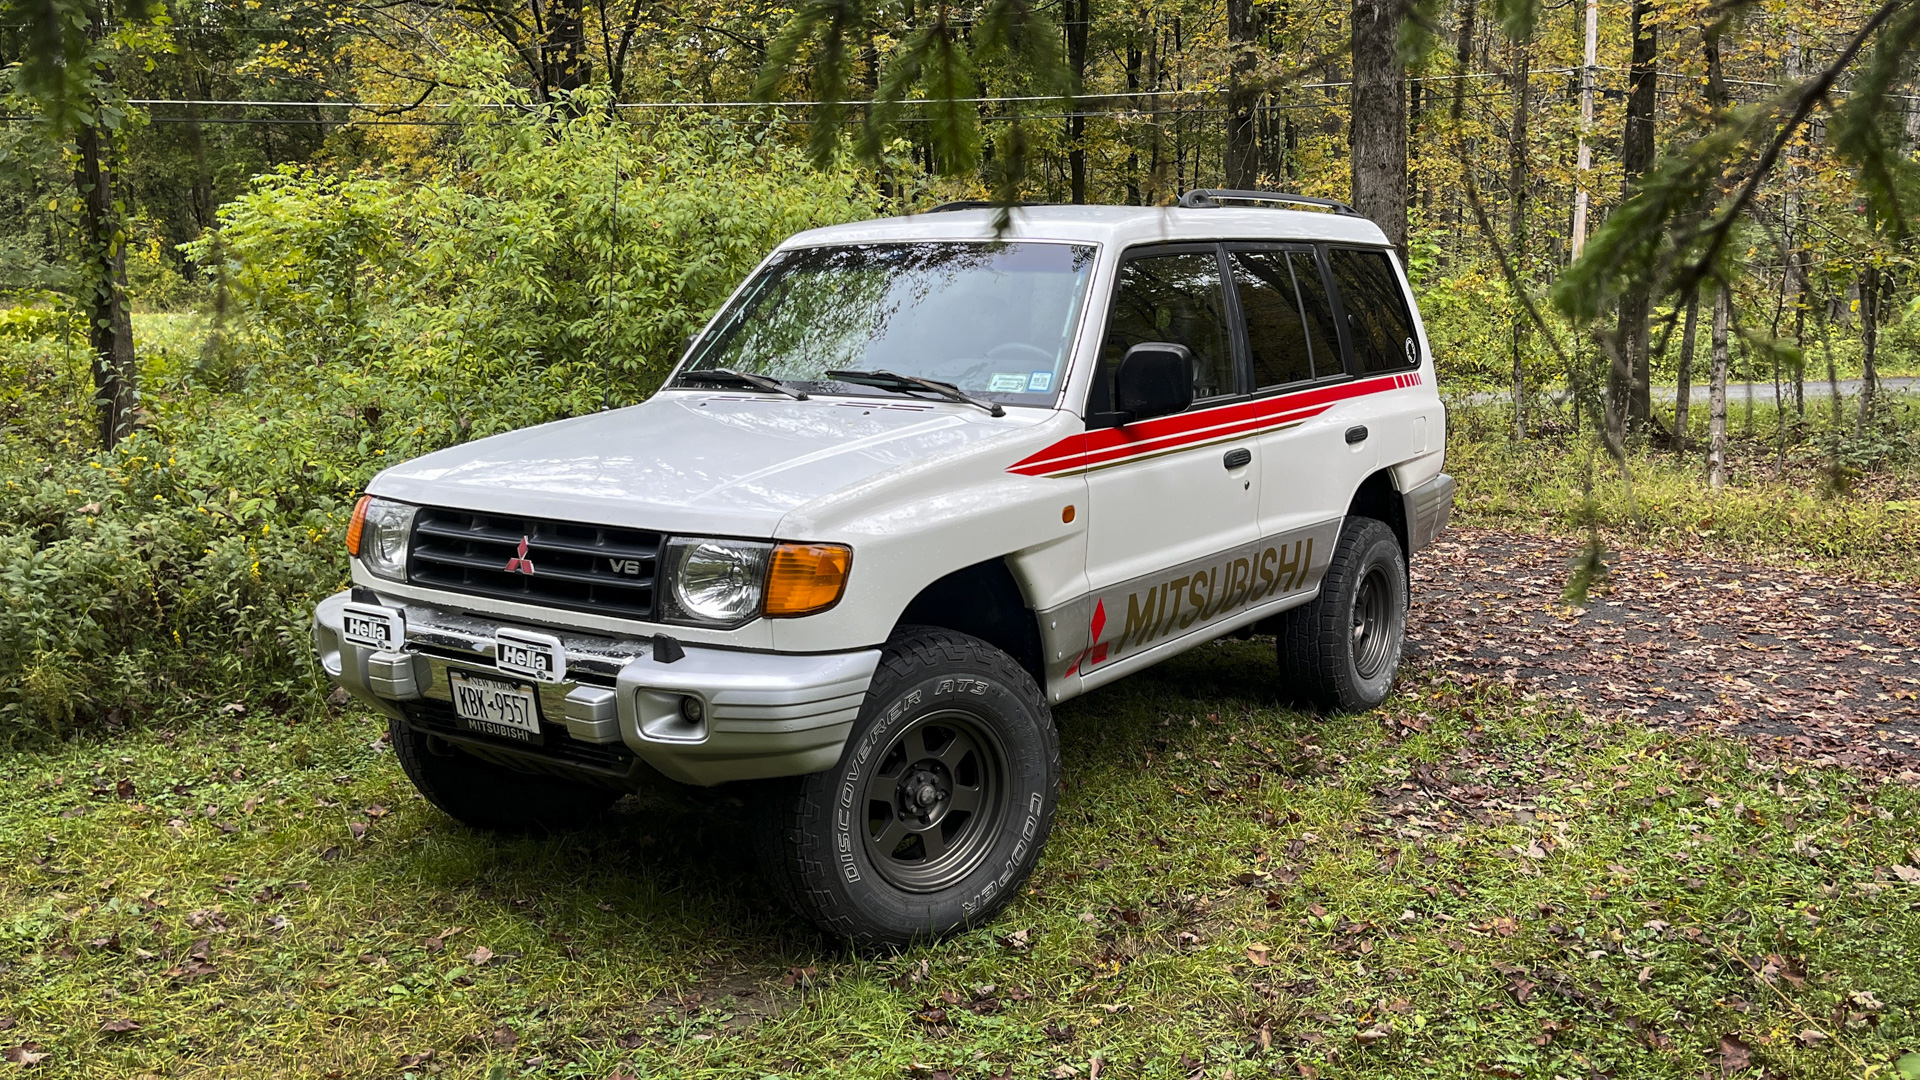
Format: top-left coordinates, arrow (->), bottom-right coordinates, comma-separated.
313,590 -> 880,786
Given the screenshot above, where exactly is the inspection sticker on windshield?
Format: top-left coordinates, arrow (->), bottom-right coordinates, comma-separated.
988,373 -> 1029,393
1027,371 -> 1053,391
340,602 -> 404,651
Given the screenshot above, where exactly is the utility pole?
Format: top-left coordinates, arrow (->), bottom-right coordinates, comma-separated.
1571,0 -> 1598,258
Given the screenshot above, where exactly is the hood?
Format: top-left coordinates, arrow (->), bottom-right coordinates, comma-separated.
367,390 -> 1051,536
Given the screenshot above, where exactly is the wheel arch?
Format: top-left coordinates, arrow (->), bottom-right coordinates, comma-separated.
894,557 -> 1046,688
1346,468 -> 1410,559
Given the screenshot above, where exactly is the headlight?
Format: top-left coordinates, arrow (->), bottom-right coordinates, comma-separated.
663,537 -> 771,627
346,495 -> 416,581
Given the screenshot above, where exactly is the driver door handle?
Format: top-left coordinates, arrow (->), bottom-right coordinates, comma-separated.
1222,448 -> 1252,470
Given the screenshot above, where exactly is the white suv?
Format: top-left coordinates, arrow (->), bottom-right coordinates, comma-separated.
312,190 -> 1453,947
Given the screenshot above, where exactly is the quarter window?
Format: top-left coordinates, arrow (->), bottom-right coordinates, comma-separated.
1095,251 -> 1237,409
1230,249 -> 1341,389
1326,247 -> 1420,374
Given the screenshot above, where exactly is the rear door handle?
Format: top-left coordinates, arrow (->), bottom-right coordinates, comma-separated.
1345,425 -> 1369,444
1222,447 -> 1252,470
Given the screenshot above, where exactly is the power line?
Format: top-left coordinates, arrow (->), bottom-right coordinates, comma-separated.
119,70 -> 1577,113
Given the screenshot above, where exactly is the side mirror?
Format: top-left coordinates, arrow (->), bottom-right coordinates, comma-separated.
1113,342 -> 1194,423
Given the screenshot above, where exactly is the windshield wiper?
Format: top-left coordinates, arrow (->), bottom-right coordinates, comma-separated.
824,370 -> 1006,417
680,368 -> 809,400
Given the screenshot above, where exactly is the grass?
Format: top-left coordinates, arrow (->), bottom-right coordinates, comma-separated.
4,641 -> 1918,1079
1445,397 -> 1920,583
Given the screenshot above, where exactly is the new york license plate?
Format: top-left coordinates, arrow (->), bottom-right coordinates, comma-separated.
448,671 -> 542,743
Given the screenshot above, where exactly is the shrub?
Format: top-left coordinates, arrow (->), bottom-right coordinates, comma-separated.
0,115 -> 876,744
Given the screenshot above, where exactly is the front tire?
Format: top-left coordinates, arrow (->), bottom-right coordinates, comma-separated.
755,627 -> 1060,950
390,718 -> 620,832
1276,516 -> 1407,712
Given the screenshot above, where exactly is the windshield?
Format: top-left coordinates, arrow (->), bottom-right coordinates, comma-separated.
678,241 -> 1098,407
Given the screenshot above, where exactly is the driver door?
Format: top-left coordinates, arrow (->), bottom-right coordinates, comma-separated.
1072,246 -> 1262,684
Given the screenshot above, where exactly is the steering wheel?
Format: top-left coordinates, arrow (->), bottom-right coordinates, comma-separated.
986,342 -> 1056,366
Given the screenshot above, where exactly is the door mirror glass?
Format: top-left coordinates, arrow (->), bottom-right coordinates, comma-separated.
1115,342 -> 1195,422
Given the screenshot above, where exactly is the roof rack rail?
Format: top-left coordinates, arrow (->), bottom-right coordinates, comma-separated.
919,199 -> 1056,214
1177,189 -> 1361,216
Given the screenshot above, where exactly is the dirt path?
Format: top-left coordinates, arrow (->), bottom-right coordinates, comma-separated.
1407,527 -> 1920,777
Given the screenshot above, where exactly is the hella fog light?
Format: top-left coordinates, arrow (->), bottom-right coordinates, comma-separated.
665,538 -> 771,627
353,497 -> 417,582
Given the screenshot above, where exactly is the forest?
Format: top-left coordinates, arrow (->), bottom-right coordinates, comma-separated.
2,0 -> 1920,1076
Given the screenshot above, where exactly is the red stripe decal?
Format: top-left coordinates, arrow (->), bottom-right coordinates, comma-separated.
1010,371 -> 1416,477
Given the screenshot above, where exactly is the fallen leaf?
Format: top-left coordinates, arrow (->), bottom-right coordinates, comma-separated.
1246,942 -> 1272,967
467,946 -> 494,965
614,1033 -> 644,1049
99,1019 -> 139,1034
115,778 -> 135,800
491,1026 -> 517,1049
1719,1033 -> 1752,1075
4,1043 -> 46,1066
398,1050 -> 435,1067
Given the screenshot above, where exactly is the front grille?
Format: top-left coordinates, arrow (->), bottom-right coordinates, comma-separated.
407,507 -> 662,620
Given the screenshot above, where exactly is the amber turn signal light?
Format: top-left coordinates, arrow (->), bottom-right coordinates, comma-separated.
764,543 -> 852,618
345,495 -> 371,556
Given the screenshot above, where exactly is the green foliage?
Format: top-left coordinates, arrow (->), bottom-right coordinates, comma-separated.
1447,400 -> 1920,580
0,115 -> 876,743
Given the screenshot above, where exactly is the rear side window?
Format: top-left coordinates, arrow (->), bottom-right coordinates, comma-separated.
1326,247 -> 1419,374
1097,251 -> 1237,406
1230,249 -> 1341,389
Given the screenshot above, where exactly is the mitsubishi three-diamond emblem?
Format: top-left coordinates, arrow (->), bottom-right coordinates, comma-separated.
503,536 -> 536,575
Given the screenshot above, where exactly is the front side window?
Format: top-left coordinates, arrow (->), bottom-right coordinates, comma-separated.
1326,247 -> 1419,374
680,241 -> 1097,405
1231,249 -> 1341,389
1091,250 -> 1237,413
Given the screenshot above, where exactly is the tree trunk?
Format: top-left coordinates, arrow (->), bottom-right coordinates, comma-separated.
1227,0 -> 1260,188
543,0 -> 589,109
1615,0 -> 1658,432
1125,38 -> 1143,204
1708,285 -> 1730,490
1674,293 -> 1698,456
1507,38 -> 1530,440
1351,0 -> 1409,255
1860,263 -> 1879,427
1066,0 -> 1090,202
77,9 -> 137,451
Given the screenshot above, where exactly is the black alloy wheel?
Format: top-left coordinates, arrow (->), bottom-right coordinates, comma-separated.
1350,564 -> 1397,681
1275,516 -> 1408,712
753,626 -> 1059,950
862,712 -> 1008,892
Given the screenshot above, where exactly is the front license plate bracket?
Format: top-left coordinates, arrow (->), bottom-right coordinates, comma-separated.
448,671 -> 544,745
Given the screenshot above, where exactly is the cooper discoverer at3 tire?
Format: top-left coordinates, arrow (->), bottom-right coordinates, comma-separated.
1276,516 -> 1408,712
754,626 -> 1060,950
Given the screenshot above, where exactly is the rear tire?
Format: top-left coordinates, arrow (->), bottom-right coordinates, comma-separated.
754,627 -> 1059,950
390,719 -> 620,832
1276,516 -> 1407,712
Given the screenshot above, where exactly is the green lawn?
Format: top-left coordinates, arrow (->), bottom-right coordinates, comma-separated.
4,640 -> 1917,1079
